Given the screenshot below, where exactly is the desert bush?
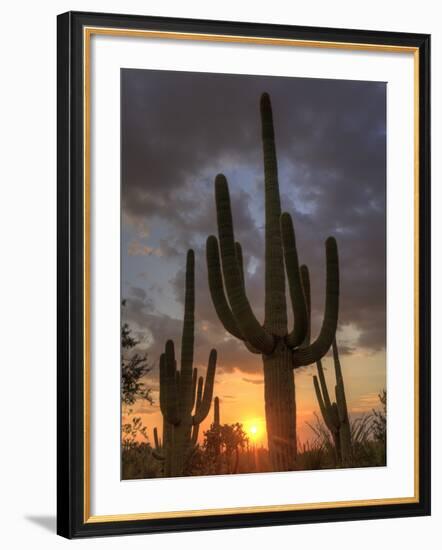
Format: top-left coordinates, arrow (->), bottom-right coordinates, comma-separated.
121,443 -> 162,480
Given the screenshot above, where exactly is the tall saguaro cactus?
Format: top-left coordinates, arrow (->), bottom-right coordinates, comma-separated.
154,250 -> 217,477
313,339 -> 351,466
206,93 -> 340,471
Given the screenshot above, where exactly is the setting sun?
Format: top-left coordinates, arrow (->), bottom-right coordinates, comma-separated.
245,419 -> 265,443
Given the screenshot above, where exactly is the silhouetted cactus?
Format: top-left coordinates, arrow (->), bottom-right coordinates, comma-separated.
153,250 -> 217,477
313,339 -> 351,466
212,396 -> 221,459
206,93 -> 340,471
213,396 -> 220,427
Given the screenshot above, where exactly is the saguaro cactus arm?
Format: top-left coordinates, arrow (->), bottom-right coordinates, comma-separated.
300,265 -> 311,346
191,424 -> 200,446
180,250 -> 196,417
313,376 -> 333,432
261,93 -> 288,336
193,349 -> 217,425
153,426 -> 161,449
152,450 -> 164,461
152,426 -> 165,461
336,384 -> 347,423
159,342 -> 180,425
333,340 -> 346,397
212,175 -> 274,354
214,396 -> 220,426
195,376 -> 203,409
206,236 -> 245,341
158,354 -> 167,416
181,251 -> 195,370
332,339 -> 349,423
316,359 -> 333,411
205,238 -> 261,354
190,368 -> 197,411
192,375 -> 204,432
313,360 -> 339,432
280,212 -> 308,348
234,242 -> 262,355
292,237 -> 339,367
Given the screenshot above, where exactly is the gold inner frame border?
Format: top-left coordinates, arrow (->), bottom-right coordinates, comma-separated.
82,26 -> 420,523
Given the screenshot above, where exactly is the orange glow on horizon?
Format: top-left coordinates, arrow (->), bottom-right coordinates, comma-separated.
124,349 -> 386,452
244,418 -> 265,444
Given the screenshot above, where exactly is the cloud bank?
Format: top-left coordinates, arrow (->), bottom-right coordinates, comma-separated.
121,69 -> 386,375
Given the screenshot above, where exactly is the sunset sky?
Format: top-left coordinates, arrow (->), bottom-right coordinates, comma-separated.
121,68 -> 386,446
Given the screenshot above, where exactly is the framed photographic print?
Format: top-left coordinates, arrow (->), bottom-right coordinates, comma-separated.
57,11 -> 431,538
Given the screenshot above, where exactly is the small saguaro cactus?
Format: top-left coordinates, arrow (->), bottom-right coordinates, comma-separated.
213,396 -> 220,427
313,339 -> 351,466
212,396 -> 221,459
206,92 -> 340,471
153,250 -> 217,477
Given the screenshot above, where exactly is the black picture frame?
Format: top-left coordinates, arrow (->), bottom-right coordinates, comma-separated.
57,10 -> 431,539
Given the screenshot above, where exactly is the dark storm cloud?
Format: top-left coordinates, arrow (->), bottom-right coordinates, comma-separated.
122,69 -> 386,360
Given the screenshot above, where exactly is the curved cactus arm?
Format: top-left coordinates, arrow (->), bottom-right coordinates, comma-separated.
152,449 -> 165,461
159,340 -> 180,425
191,423 -> 200,446
316,359 -> 333,412
180,250 -> 195,416
235,242 -> 244,281
313,375 -> 334,432
292,237 -> 339,368
193,349 -> 217,425
191,376 -> 205,434
335,384 -> 347,423
260,93 -> 288,337
206,236 -> 245,341
214,175 -> 274,354
152,428 -> 164,462
195,376 -> 203,411
235,242 -> 262,355
190,368 -> 198,410
332,340 -> 347,407
331,340 -> 349,424
300,265 -> 311,347
192,375 -> 204,436
280,212 -> 308,349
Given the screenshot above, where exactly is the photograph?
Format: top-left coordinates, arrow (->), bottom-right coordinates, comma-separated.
0,0 -> 433,545
120,68 -> 388,480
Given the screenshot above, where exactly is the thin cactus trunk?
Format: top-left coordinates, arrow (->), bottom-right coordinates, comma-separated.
213,396 -> 221,459
153,250 -> 217,477
333,340 -> 351,464
313,339 -> 351,466
214,396 -> 220,427
206,93 -> 340,471
332,432 -> 341,464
